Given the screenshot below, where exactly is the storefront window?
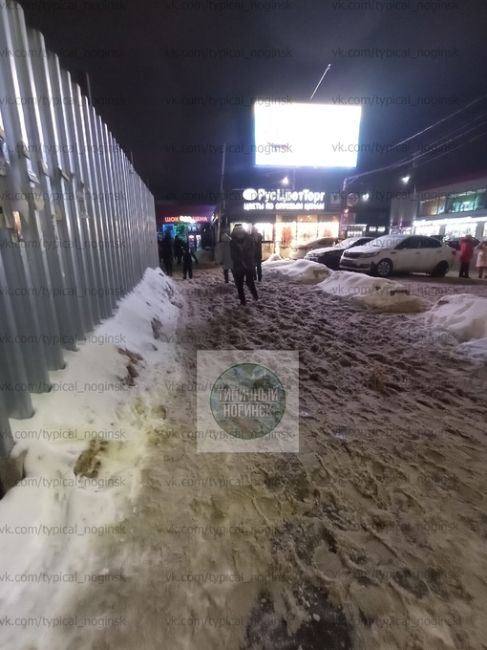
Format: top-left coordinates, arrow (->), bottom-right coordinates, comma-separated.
253,222 -> 274,241
419,198 -> 439,217
445,190 -> 487,213
419,195 -> 446,217
230,221 -> 274,240
475,190 -> 487,210
319,218 -> 339,239
444,221 -> 477,238
414,221 -> 442,237
297,215 -> 319,246
230,221 -> 251,233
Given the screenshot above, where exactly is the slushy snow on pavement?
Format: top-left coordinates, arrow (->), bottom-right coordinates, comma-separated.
0,268 -> 183,650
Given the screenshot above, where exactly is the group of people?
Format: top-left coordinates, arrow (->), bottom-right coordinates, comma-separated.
458,235 -> 487,279
158,233 -> 198,279
216,224 -> 263,306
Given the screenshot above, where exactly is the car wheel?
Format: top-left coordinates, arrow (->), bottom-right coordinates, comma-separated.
431,261 -> 449,277
375,259 -> 393,277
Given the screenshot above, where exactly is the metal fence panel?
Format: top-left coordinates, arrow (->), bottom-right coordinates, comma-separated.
0,0 -> 158,454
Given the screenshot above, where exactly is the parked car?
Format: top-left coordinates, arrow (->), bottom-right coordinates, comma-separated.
339,234 -> 455,277
291,237 -> 338,260
443,236 -> 480,251
305,236 -> 375,269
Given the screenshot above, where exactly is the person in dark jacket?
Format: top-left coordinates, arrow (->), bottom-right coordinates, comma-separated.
182,241 -> 198,279
174,235 -> 184,265
230,225 -> 258,305
251,226 -> 263,282
160,232 -> 174,276
459,234 -> 475,278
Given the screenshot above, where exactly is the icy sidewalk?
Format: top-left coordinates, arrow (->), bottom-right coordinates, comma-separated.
4,266 -> 486,650
0,268 -> 184,650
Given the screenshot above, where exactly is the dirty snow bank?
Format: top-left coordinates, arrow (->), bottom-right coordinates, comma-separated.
424,293 -> 487,342
264,258 -> 332,283
424,293 -> 487,362
318,271 -> 428,312
0,267 -> 183,650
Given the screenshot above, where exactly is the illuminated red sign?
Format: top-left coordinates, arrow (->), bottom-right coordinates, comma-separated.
162,215 -> 210,223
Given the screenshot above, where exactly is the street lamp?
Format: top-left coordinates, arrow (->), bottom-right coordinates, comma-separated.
281,176 -> 289,186
401,175 -> 411,185
362,193 -> 370,201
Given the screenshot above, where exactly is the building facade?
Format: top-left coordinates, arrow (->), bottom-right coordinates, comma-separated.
390,174 -> 487,240
216,187 -> 346,257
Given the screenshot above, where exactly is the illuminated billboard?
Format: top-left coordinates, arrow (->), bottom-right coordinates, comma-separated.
254,101 -> 362,168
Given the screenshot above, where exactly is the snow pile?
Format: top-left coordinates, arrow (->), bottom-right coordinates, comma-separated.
0,267 -> 184,650
424,293 -> 487,343
457,338 -> 487,362
263,253 -> 283,263
318,271 -> 428,312
263,259 -> 332,283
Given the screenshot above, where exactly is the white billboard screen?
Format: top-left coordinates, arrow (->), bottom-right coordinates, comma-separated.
254,101 -> 362,168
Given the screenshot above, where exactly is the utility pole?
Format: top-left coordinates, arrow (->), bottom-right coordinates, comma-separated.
215,142 -> 227,248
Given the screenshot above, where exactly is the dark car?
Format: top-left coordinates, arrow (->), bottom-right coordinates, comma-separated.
304,236 -> 375,270
443,236 -> 480,251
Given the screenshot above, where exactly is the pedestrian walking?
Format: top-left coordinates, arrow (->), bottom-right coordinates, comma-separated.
215,232 -> 233,283
475,240 -> 487,279
458,234 -> 475,278
160,231 -> 174,276
174,235 -> 183,265
251,225 -> 263,282
182,242 -> 198,279
230,225 -> 259,305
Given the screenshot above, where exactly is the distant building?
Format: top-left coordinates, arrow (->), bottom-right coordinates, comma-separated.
390,173 -> 487,240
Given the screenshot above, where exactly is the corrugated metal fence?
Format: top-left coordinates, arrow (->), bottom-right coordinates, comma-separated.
0,0 -> 158,457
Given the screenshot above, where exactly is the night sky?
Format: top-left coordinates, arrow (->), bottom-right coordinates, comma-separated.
20,0 -> 487,203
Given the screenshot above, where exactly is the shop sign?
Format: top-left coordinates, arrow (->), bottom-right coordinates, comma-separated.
242,188 -> 325,212
163,215 -> 209,223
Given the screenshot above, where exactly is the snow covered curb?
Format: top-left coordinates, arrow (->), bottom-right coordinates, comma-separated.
0,267 -> 184,649
317,271 -> 428,312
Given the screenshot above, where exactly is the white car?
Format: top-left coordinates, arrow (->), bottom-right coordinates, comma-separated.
339,234 -> 454,277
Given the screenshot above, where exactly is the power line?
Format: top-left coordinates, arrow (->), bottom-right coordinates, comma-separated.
390,92 -> 487,149
343,104 -> 487,189
409,125 -> 487,170
393,112 -> 487,168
